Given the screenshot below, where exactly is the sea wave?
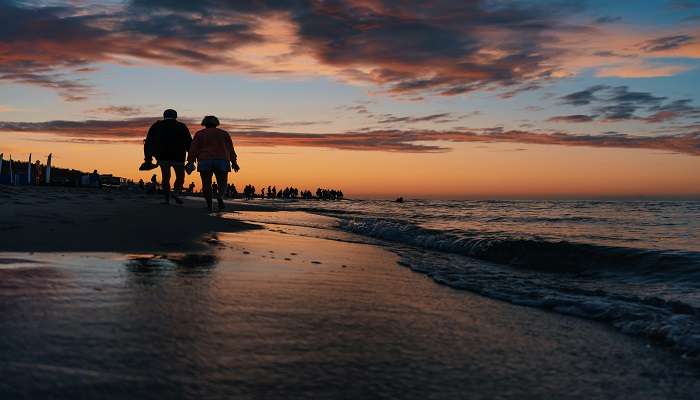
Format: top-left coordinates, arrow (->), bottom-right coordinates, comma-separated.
337,217 -> 700,276
395,248 -> 700,359
333,215 -> 700,358
484,215 -> 602,223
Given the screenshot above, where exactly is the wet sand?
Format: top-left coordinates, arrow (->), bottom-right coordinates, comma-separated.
1,223 -> 699,399
0,185 -> 262,252
2,188 -> 700,398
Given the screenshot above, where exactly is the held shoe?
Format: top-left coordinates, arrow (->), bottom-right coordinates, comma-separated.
139,161 -> 158,171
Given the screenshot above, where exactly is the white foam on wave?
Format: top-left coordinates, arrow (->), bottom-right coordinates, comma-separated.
395,247 -> 700,359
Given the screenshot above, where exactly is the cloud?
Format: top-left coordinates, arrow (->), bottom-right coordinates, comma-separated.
0,0 -> 261,101
547,114 -> 596,123
0,0 -> 592,100
595,63 -> 690,78
639,34 -> 695,52
376,113 -> 459,124
556,85 -> 699,123
88,106 -> 144,116
644,99 -> 700,122
559,85 -> 608,106
1,117 -> 699,156
0,2 -> 112,101
550,21 -> 700,79
1,1 -> 699,101
594,16 -> 622,24
336,104 -> 476,125
338,104 -> 371,115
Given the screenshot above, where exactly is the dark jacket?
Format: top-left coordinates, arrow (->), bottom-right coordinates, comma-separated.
144,119 -> 192,162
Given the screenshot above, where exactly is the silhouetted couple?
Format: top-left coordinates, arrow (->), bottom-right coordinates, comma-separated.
142,109 -> 240,212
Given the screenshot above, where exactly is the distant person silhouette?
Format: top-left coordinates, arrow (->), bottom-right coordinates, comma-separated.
186,116 -> 240,212
90,169 -> 101,188
143,109 -> 192,204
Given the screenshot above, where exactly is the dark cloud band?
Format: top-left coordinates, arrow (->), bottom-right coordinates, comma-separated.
1,117 -> 698,155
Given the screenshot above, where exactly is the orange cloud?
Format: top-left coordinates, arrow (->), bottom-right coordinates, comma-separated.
552,24 -> 700,79
595,63 -> 690,78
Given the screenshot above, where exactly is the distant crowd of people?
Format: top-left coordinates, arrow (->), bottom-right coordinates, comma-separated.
238,184 -> 344,201
315,188 -> 344,200
137,177 -> 344,202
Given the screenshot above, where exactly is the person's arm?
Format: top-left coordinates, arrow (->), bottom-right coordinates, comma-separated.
182,123 -> 192,151
187,132 -> 200,164
226,134 -> 237,162
226,132 -> 240,172
144,123 -> 158,161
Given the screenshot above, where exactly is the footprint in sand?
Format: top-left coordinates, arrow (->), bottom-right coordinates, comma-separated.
311,261 -> 322,265
284,258 -> 292,261
243,251 -> 251,255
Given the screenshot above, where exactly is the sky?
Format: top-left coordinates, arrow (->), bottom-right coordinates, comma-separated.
1,0 -> 699,198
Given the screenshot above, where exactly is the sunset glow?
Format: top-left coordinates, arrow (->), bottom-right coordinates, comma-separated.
2,0 -> 699,198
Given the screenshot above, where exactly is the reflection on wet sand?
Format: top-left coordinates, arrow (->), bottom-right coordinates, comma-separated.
1,229 -> 700,399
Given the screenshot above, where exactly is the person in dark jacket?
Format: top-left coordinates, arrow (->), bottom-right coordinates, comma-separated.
143,109 -> 192,204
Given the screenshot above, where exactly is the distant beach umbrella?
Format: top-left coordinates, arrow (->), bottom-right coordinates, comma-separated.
45,153 -> 52,184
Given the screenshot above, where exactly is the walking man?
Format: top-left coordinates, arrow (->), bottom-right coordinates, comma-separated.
141,109 -> 192,204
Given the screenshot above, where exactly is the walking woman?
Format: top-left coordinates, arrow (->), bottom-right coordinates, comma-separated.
186,116 -> 240,212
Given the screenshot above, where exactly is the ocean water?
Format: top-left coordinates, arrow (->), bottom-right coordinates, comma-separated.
241,199 -> 700,358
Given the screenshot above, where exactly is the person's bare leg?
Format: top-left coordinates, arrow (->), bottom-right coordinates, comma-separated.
200,171 -> 214,212
172,165 -> 185,204
160,164 -> 172,204
214,170 -> 229,211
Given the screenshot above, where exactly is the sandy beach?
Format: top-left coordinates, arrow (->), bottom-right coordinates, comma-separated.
0,185 -> 262,252
2,187 -> 699,399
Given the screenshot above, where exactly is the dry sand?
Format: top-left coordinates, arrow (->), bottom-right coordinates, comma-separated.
1,186 -> 699,399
